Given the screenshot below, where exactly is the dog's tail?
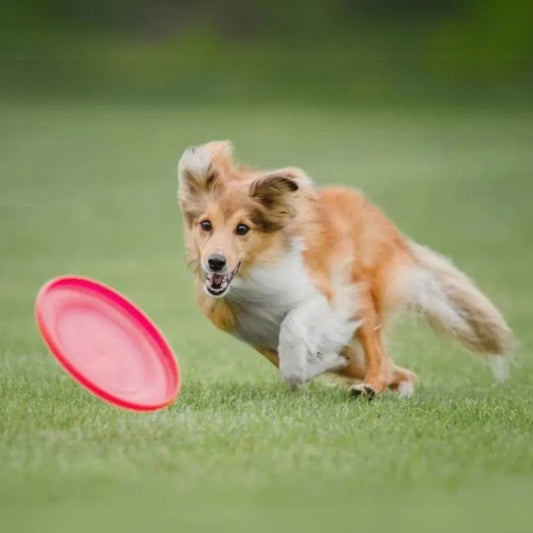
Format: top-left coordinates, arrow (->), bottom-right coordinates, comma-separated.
404,241 -> 515,380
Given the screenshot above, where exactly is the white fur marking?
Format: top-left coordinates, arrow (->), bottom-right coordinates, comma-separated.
488,355 -> 509,382
397,380 -> 415,399
178,146 -> 212,184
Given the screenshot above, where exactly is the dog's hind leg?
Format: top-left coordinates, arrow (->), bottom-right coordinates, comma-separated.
345,290 -> 413,398
347,319 -> 391,397
339,338 -> 416,398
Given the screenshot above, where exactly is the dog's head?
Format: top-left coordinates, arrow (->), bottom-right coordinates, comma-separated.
177,141 -> 311,297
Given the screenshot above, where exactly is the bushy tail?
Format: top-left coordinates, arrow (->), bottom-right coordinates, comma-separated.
406,241 -> 515,380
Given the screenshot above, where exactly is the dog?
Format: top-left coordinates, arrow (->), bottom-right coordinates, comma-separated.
177,140 -> 514,398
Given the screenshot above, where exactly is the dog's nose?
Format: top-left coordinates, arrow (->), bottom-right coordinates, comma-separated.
208,253 -> 227,272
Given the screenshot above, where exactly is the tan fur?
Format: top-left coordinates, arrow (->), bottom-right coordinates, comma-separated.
178,141 -> 515,396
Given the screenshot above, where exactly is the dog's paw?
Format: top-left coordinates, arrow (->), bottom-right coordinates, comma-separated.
396,380 -> 415,399
280,365 -> 306,390
349,383 -> 376,399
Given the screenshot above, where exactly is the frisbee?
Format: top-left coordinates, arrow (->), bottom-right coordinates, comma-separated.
35,276 -> 180,411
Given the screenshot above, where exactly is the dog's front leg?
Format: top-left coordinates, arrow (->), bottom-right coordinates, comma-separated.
278,298 -> 347,389
278,309 -> 309,389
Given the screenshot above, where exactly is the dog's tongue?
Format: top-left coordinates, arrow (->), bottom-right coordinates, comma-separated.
212,274 -> 225,287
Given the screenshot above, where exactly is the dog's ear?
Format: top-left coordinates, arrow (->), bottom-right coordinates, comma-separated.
249,168 -> 306,231
177,141 -> 234,227
178,140 -> 233,200
250,171 -> 299,204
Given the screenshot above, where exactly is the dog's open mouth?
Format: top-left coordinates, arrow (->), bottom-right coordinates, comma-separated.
205,263 -> 240,296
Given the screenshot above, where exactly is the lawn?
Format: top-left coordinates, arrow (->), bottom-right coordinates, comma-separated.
1,98 -> 532,532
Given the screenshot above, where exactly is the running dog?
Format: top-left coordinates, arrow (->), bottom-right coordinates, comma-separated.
177,140 -> 514,397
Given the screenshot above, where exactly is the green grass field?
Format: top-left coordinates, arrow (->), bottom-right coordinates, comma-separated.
1,99 -> 532,532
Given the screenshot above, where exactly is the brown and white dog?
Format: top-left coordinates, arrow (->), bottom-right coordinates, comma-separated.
177,140 -> 514,398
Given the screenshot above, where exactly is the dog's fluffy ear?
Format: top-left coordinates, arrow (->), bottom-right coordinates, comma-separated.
249,167 -> 309,231
178,140 -> 234,200
177,140 -> 234,227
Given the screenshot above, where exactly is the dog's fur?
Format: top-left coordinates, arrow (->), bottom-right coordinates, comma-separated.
177,140 -> 514,397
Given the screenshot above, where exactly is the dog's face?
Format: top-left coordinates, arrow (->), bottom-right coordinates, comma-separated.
177,141 -> 305,297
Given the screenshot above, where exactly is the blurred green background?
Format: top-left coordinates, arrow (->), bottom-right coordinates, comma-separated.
2,0 -> 532,106
1,2 -> 532,533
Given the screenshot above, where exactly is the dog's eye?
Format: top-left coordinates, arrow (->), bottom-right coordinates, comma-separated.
200,220 -> 212,232
235,223 -> 250,236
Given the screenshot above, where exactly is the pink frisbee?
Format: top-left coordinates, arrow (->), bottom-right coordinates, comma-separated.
35,276 -> 180,411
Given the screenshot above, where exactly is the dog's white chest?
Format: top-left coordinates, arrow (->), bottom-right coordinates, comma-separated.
228,249 -> 315,350
227,247 -> 358,353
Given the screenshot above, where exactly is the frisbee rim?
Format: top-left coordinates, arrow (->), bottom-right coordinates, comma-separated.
35,275 -> 180,412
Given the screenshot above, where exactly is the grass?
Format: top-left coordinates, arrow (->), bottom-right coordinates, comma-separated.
1,98 -> 532,532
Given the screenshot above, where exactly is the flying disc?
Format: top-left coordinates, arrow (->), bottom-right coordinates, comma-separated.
35,276 -> 180,411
